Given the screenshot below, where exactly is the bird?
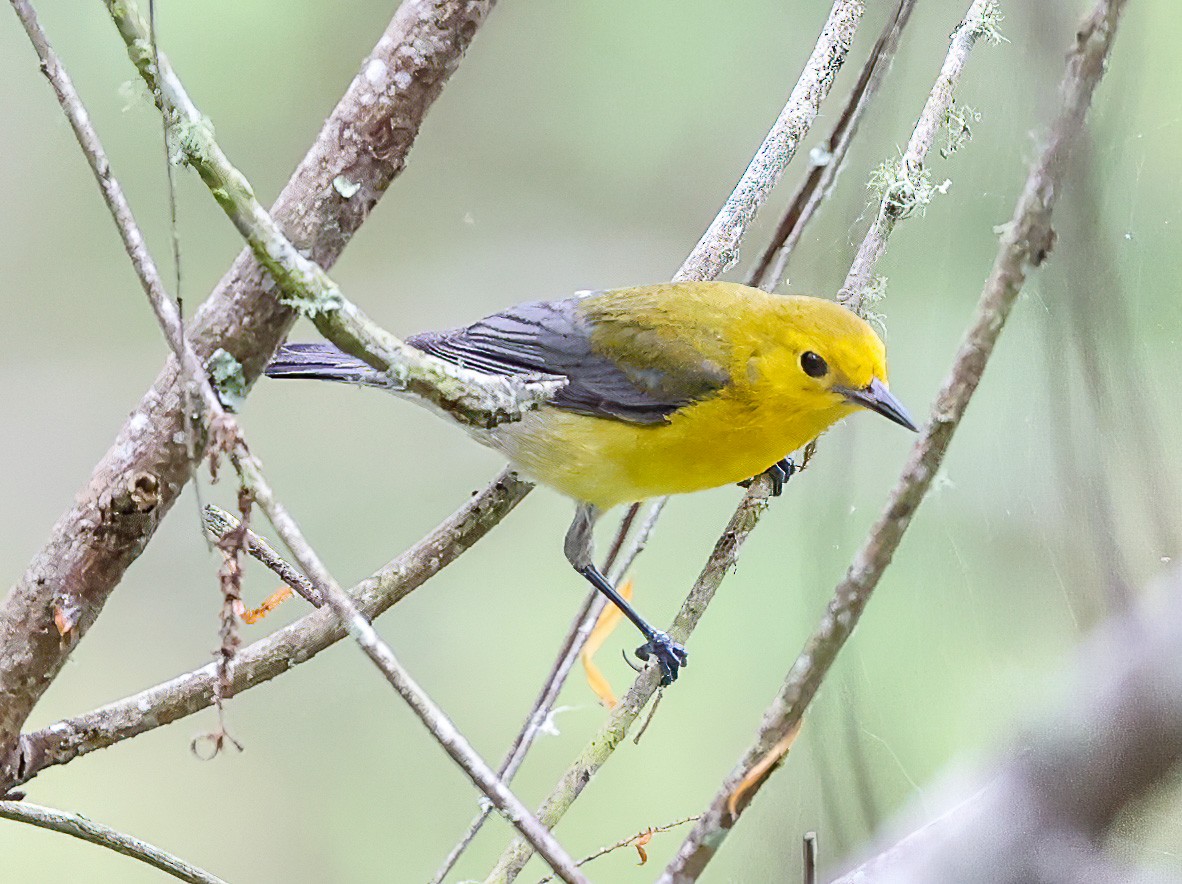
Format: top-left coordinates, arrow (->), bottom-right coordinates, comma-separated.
265,281 -> 917,685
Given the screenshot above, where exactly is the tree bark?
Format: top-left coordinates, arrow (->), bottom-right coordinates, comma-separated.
0,0 -> 497,789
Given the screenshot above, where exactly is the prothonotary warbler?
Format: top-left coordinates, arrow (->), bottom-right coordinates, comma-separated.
265,281 -> 917,684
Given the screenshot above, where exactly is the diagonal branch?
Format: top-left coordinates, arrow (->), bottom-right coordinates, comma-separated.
0,0 -> 499,789
228,457 -> 586,884
840,0 -> 1003,312
674,0 -> 864,282
430,499 -> 665,884
661,0 -> 1130,878
484,484 -> 776,882
0,801 -> 228,884
9,8 -> 582,876
833,572 -> 1182,883
751,0 -> 919,292
16,468 -> 529,784
202,505 -> 320,607
104,0 -> 560,430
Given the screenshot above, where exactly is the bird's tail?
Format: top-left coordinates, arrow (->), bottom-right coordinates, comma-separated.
265,343 -> 394,389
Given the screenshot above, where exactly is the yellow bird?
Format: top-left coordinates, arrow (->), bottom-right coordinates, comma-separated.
266,282 -> 916,684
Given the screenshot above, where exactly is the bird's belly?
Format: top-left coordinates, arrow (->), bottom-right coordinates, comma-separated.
479,398 -> 849,510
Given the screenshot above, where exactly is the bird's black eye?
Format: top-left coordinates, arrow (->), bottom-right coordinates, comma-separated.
800,351 -> 828,378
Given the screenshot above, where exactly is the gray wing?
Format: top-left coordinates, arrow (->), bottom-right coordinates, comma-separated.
265,343 -> 395,388
406,297 -> 724,425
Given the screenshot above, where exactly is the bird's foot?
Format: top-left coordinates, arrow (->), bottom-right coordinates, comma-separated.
738,457 -> 796,497
635,630 -> 688,685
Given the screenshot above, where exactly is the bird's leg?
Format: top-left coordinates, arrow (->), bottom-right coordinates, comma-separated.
737,456 -> 797,497
564,503 -> 688,685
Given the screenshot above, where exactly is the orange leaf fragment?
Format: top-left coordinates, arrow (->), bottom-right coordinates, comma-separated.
634,828 -> 654,865
234,586 -> 294,624
727,720 -> 803,817
580,579 -> 633,708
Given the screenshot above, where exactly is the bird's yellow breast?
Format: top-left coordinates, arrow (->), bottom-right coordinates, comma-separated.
482,390 -> 854,510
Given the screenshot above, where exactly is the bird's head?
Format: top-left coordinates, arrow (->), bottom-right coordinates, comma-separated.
766,296 -> 918,432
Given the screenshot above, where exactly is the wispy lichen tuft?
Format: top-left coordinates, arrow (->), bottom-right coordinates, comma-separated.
278,283 -> 344,319
169,115 -> 213,167
118,78 -> 152,113
941,102 -> 982,159
861,276 -> 889,334
976,1 -> 1007,46
868,155 -> 951,219
206,348 -> 247,413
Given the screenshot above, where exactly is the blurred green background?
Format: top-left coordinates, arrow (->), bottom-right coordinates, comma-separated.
2,0 -> 1180,880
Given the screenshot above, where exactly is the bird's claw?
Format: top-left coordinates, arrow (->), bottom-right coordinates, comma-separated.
738,457 -> 796,497
635,631 -> 688,685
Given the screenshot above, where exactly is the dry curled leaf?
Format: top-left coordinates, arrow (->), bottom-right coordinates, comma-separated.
727,720 -> 803,817
634,828 -> 653,865
234,585 -> 294,624
580,579 -> 633,708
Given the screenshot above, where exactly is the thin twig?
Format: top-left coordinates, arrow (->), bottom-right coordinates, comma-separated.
207,483 -> 249,756
16,469 -> 531,784
674,0 -> 864,282
609,499 -> 668,582
839,0 -> 1002,313
10,0 -> 268,758
229,455 -> 586,884
0,801 -> 227,884
603,503 -> 642,575
485,482 -> 775,882
803,832 -> 818,884
536,816 -> 702,884
661,0 -> 1128,877
202,505 -> 321,607
104,0 -> 559,430
751,0 -> 919,292
8,0 -> 259,752
1,0 -> 496,788
10,11 -> 580,876
8,0 -> 210,400
483,4 -> 871,875
147,0 -> 197,494
430,499 -> 666,883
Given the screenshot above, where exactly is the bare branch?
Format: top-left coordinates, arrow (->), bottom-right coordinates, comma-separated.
751,0 -> 919,292
0,800 -> 228,884
9,10 -> 578,874
674,0 -> 864,282
661,0 -> 1130,878
203,505 -> 321,607
0,0 -> 498,788
431,500 -> 666,883
536,815 -> 701,884
104,0 -> 559,430
226,456 -> 585,884
840,0 -> 1002,313
16,468 -> 529,783
485,482 -> 776,882
834,573 -> 1182,884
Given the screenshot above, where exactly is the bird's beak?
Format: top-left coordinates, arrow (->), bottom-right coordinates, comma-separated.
838,378 -> 918,432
